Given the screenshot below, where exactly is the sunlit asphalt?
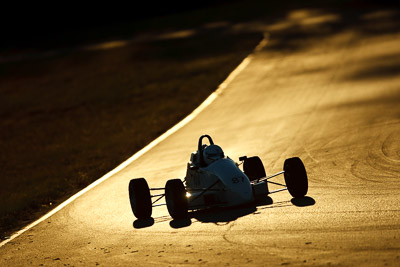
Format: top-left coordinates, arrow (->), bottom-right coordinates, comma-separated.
1,8 -> 400,266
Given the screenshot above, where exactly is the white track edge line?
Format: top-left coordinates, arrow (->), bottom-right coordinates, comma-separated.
0,35 -> 268,247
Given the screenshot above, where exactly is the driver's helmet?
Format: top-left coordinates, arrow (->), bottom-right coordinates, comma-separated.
203,144 -> 224,166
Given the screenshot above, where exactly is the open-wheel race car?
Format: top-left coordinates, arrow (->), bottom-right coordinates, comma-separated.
129,135 -> 308,220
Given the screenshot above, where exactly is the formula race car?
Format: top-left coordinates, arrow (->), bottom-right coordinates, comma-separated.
129,135 -> 308,220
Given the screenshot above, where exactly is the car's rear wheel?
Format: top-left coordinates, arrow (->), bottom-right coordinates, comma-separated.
283,157 -> 308,198
129,178 -> 152,219
165,179 -> 188,219
243,156 -> 266,182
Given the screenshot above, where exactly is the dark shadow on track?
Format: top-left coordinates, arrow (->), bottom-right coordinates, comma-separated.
265,8 -> 400,55
291,196 -> 316,207
132,196 -> 314,228
132,195 -> 314,229
192,204 -> 257,224
133,218 -> 154,229
255,196 -> 274,206
170,218 -> 192,228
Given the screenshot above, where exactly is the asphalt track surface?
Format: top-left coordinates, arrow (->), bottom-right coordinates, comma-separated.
1,8 -> 400,266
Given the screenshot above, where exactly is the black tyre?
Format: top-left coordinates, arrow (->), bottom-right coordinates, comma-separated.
165,179 -> 188,219
129,178 -> 152,219
243,156 -> 266,182
283,157 -> 308,198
